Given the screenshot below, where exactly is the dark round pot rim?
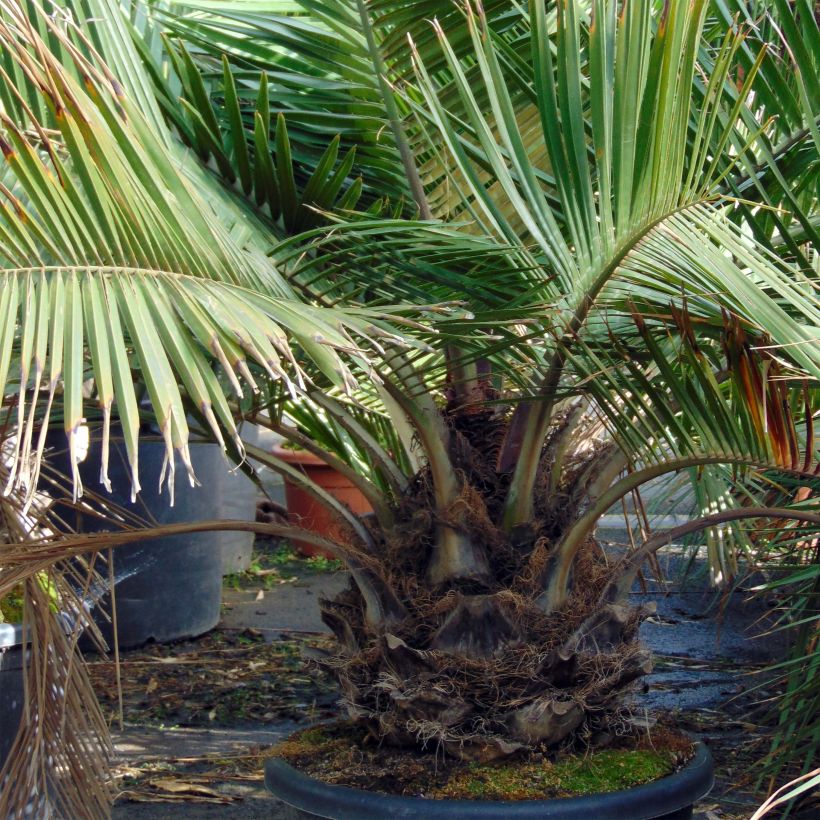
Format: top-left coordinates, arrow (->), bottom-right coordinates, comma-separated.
265,740 -> 713,819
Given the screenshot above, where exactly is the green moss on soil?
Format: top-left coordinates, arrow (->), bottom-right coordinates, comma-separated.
272,721 -> 693,801
0,586 -> 25,623
435,749 -> 674,800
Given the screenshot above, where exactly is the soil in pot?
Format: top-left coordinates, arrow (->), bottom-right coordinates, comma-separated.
272,446 -> 371,558
270,720 -> 695,800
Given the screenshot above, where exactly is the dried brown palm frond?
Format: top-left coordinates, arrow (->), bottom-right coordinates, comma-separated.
0,436 -> 112,820
0,427 -> 349,818
1,430 -> 114,819
0,577 -> 113,820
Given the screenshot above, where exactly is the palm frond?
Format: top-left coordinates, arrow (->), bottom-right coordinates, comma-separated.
0,2 -> 398,500
159,37 -> 363,232
0,449 -> 112,820
150,0 -> 412,203
0,577 -> 112,819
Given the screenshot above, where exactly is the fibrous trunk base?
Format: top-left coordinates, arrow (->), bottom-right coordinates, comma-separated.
319,549 -> 655,761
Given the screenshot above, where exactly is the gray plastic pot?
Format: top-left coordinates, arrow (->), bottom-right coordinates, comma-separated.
0,623 -> 24,771
218,464 -> 256,575
265,741 -> 713,820
50,428 -> 254,648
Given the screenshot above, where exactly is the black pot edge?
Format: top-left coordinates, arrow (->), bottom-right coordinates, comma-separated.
265,741 -> 713,820
0,623 -> 25,650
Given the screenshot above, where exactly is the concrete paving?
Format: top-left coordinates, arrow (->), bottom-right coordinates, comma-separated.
632,547 -> 782,713
112,726 -> 304,819
219,572 -> 348,639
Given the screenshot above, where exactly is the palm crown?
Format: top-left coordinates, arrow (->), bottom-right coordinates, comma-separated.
0,0 -> 817,813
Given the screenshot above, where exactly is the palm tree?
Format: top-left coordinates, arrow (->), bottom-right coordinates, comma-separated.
0,0 -> 421,812
0,0 -> 817,812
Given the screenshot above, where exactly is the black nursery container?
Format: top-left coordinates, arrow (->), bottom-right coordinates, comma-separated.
217,463 -> 256,575
50,428 -> 253,648
265,742 -> 714,820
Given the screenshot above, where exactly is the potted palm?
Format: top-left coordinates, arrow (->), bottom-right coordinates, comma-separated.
0,0 -> 817,816
204,5 -> 814,809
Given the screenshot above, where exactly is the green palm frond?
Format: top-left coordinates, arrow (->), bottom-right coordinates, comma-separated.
159,39 -> 363,232
705,1 -> 819,257
150,0 -> 412,203
402,0 -> 818,519
144,0 -> 537,216
0,3 -> 395,501
709,0 -> 818,145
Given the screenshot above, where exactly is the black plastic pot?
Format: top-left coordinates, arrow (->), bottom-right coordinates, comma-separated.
0,623 -> 24,771
265,741 -> 713,820
50,429 -> 253,648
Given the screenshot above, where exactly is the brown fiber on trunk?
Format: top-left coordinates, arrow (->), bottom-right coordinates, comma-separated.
314,411 -> 658,761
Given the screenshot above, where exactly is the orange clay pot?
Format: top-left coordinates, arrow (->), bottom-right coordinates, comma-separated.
273,445 -> 372,558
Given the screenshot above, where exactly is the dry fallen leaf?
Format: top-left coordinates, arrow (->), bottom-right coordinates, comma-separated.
133,777 -> 237,803
146,677 -> 158,695
148,778 -> 223,796
255,589 -> 265,602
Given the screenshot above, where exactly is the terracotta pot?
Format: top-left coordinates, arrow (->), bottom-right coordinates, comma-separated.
273,445 -> 371,558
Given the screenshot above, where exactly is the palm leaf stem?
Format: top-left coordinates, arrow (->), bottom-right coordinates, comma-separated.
501,199 -> 723,530
599,507 -> 820,607
308,390 -> 409,495
355,0 -> 486,430
378,375 -> 491,584
2,517 -> 407,627
542,455 -> 819,612
260,416 -> 395,526
354,0 -> 430,219
546,400 -> 588,497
